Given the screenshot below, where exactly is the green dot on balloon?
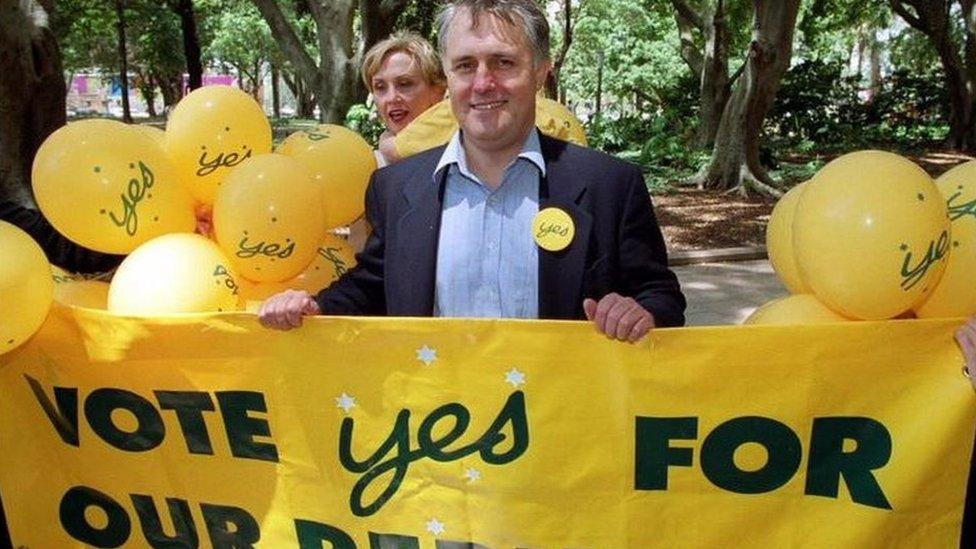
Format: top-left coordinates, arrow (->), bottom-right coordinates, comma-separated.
900,243 -> 908,251
93,167 -> 101,173
271,217 -> 277,223
6,339 -> 13,345
129,163 -> 135,169
917,193 -> 925,201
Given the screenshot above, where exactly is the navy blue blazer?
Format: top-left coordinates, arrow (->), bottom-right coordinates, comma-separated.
316,133 -> 686,327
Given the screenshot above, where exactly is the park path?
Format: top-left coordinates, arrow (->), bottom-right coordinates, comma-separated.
672,260 -> 787,326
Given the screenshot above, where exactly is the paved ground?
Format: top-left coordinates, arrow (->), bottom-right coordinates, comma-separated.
672,259 -> 787,326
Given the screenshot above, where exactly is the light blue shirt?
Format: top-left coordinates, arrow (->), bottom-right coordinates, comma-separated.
433,130 -> 543,318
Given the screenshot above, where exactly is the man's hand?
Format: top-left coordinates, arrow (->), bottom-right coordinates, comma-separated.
258,289 -> 321,330
956,316 -> 976,389
583,293 -> 655,342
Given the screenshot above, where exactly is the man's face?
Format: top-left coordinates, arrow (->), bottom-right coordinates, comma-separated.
443,9 -> 550,154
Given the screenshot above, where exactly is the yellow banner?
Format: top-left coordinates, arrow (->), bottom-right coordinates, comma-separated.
1,305 -> 974,548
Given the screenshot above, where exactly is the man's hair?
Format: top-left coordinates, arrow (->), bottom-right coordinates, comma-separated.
436,0 -> 551,64
361,32 -> 447,91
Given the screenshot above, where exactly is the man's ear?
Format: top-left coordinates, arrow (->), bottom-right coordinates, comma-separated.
534,59 -> 552,90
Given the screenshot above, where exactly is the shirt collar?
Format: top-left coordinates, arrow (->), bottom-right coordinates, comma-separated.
433,128 -> 546,183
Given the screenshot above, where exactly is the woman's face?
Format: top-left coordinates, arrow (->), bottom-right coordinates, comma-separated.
371,51 -> 446,134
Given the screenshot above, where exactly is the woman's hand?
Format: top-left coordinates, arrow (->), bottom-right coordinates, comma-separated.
955,316 -> 976,389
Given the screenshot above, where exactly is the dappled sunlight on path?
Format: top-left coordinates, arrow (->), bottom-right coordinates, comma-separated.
673,260 -> 787,326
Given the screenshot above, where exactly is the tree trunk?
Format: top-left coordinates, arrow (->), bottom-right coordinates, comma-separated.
153,67 -> 183,108
867,30 -> 881,103
545,0 -> 572,99
115,0 -> 132,123
693,0 -> 800,196
252,0 -> 409,123
698,0 -> 731,147
891,0 -> 976,150
170,0 -> 203,91
359,0 -> 410,54
595,51 -> 604,116
0,0 -> 67,206
137,74 -> 158,117
271,63 -> 281,118
282,71 -> 316,118
670,0 -> 733,147
156,70 -> 183,107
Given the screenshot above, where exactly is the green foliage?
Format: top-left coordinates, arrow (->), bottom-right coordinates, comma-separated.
768,60 -> 948,150
344,103 -> 385,147
204,0 -> 277,91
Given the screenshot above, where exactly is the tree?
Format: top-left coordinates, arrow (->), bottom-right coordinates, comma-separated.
0,0 -> 66,205
667,0 -> 753,147
208,0 -> 277,99
692,0 -> 801,195
546,0 -> 579,102
561,0 -> 688,118
889,0 -> 976,150
165,0 -> 204,91
250,0 -> 410,122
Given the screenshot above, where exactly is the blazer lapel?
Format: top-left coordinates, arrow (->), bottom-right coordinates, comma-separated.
538,135 -> 592,319
390,154 -> 445,316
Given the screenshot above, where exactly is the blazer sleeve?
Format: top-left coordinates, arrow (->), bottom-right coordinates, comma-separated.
314,173 -> 388,315
0,200 -> 124,274
617,167 -> 686,327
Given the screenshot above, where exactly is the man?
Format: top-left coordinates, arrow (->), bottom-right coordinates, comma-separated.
259,0 -> 685,340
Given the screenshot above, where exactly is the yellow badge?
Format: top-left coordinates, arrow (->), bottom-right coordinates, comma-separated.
532,207 -> 575,251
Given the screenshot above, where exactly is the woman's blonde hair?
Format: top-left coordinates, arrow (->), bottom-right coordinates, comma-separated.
361,32 -> 446,92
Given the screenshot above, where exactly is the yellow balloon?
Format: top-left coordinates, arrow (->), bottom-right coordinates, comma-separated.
915,161 -> 976,318
393,97 -> 588,159
744,294 -> 850,325
278,124 -> 377,229
766,183 -> 810,294
129,123 -> 165,145
0,221 -> 54,354
794,151 -> 950,320
108,233 -> 241,315
32,120 -> 196,254
165,85 -> 273,206
213,154 -> 326,282
536,97 -> 588,147
237,232 -> 358,301
51,266 -> 110,309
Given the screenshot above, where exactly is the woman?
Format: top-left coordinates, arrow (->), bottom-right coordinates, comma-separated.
361,32 -> 447,166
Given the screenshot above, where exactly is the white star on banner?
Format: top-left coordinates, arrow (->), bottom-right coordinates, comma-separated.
505,367 -> 526,388
426,518 -> 445,536
416,345 -> 438,366
335,393 -> 356,413
464,467 -> 482,483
